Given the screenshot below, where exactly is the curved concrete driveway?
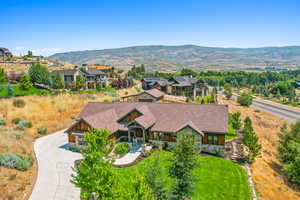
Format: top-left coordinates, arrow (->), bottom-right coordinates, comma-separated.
30,130 -> 82,200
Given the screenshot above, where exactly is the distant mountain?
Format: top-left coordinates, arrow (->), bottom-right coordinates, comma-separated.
50,45 -> 300,72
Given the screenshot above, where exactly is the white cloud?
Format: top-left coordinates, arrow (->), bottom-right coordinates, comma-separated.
12,47 -> 63,57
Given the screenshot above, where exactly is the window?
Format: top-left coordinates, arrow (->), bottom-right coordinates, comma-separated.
77,135 -> 87,146
208,135 -> 218,145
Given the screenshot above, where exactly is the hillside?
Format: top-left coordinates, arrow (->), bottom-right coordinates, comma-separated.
50,45 -> 300,72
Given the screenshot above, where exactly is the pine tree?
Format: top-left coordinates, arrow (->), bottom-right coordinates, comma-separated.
0,68 -> 7,84
145,153 -> 167,200
231,111 -> 242,131
19,74 -> 32,91
242,117 -> 261,163
52,73 -> 64,89
169,130 -> 199,200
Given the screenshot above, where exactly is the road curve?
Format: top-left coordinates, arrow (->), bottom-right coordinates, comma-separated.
230,93 -> 300,122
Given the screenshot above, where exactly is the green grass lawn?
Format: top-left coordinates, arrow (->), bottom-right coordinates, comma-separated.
116,151 -> 251,200
0,84 -> 47,97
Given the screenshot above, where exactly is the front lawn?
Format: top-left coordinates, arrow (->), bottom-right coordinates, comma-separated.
116,151 -> 251,200
0,84 -> 47,97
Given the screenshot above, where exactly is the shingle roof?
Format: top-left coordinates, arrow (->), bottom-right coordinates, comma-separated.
51,69 -> 79,76
76,102 -> 228,134
80,68 -> 105,75
144,89 -> 164,98
121,88 -> 164,99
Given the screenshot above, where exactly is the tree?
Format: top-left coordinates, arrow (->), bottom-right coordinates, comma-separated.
76,75 -> 86,90
52,73 -> 64,89
231,111 -> 242,131
6,85 -> 15,97
71,129 -> 118,200
224,83 -> 232,99
123,173 -> 155,200
0,68 -> 7,84
145,153 -> 167,200
28,63 -> 51,85
237,92 -> 253,107
169,130 -> 199,200
278,121 -> 300,185
242,117 -> 261,163
27,50 -> 33,57
19,74 -> 32,91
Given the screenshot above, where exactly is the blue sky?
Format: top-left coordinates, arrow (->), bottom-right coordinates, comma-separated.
1,0 -> 300,56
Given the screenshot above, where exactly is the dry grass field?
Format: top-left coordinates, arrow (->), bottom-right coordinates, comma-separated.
0,87 -> 138,200
222,97 -> 300,200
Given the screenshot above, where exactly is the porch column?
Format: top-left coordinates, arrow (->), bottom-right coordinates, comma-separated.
128,129 -> 131,143
142,128 -> 146,143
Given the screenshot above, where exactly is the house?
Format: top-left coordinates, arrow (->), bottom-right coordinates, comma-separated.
142,76 -> 209,98
0,48 -> 12,62
80,67 -> 107,88
168,76 -> 209,97
65,102 -> 228,154
141,77 -> 163,90
121,88 -> 165,102
51,67 -> 107,88
51,69 -> 82,85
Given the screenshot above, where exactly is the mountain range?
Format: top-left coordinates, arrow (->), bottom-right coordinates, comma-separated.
50,45 -> 300,72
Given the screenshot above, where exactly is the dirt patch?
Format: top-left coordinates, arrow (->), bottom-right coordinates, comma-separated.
222,98 -> 300,200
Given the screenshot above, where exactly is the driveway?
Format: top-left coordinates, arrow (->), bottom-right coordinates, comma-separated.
29,130 -> 82,200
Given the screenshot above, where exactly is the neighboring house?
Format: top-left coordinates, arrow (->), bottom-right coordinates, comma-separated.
142,77 -> 163,90
65,102 -> 228,154
51,69 -> 82,85
142,76 -> 209,98
168,76 -> 209,97
0,48 -> 12,62
51,67 -> 107,88
80,67 -> 107,88
121,88 -> 165,102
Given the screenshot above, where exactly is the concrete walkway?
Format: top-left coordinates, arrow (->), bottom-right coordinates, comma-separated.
29,130 -> 82,200
114,144 -> 142,166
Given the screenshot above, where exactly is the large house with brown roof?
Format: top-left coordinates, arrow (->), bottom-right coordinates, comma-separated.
66,102 -> 228,154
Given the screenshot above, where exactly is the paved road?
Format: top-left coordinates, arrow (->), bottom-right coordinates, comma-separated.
29,130 -> 82,200
220,92 -> 300,122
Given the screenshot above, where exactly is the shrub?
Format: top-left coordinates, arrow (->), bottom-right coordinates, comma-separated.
15,156 -> 33,171
37,127 -> 47,135
12,117 -> 22,124
0,120 -> 6,126
0,153 -> 22,169
12,133 -> 22,140
115,143 -> 129,156
13,99 -> 26,108
237,92 -> 253,107
0,153 -> 33,171
16,120 -> 32,130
